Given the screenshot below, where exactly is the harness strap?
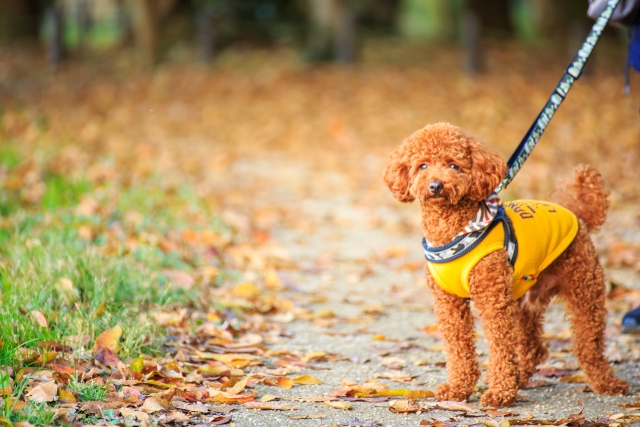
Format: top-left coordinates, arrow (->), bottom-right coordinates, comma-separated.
497,0 -> 621,192
423,206 -> 518,265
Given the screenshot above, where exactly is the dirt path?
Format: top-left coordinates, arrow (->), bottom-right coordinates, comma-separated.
208,154 -> 640,426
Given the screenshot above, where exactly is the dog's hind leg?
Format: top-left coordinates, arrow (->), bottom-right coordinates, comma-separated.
514,303 -> 548,387
469,250 -> 520,407
556,231 -> 628,395
427,274 -> 480,402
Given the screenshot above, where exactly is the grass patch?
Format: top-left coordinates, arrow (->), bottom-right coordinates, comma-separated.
67,375 -> 108,402
0,143 -> 228,369
0,375 -> 56,427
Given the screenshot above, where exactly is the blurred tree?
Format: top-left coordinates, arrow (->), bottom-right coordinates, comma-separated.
194,0 -> 218,62
305,0 -> 372,63
127,0 -> 178,65
43,0 -> 65,65
76,0 -> 92,53
193,0 -> 307,62
461,6 -> 481,74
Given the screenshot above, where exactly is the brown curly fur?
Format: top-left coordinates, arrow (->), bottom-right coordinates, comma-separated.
384,123 -> 628,407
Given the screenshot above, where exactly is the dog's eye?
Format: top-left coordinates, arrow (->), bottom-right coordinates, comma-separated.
449,164 -> 460,171
419,164 -> 428,170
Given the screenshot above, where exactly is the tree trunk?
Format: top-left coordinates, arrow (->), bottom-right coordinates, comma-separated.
196,4 -> 215,63
46,1 -> 65,65
461,7 -> 482,75
127,0 -> 178,66
307,0 -> 335,61
334,0 -> 355,64
128,0 -> 157,65
77,0 -> 92,53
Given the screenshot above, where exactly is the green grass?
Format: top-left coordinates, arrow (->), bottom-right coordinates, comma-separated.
67,375 -> 108,402
0,142 -> 227,370
0,375 -> 56,427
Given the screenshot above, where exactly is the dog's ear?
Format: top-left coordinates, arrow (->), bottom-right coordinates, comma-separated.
468,139 -> 507,201
384,146 -> 415,203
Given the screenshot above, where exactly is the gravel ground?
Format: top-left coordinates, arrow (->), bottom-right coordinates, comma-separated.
211,157 -> 640,427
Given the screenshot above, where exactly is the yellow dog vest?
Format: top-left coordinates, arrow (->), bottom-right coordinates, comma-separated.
426,200 -> 578,300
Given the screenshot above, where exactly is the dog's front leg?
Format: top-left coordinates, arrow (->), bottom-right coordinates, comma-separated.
469,250 -> 520,407
427,273 -> 480,402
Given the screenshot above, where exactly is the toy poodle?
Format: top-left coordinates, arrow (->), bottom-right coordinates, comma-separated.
383,122 -> 628,407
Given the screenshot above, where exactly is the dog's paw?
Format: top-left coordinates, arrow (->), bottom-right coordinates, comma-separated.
591,378 -> 629,396
480,388 -> 517,408
435,382 -> 472,402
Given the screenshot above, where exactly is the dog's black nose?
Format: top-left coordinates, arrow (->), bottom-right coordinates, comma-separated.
429,181 -> 443,195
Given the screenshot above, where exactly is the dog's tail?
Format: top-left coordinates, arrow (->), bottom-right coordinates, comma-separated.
550,164 -> 609,233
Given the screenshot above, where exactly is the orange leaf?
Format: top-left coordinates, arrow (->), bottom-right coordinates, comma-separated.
207,394 -> 255,404
94,325 -> 123,353
374,389 -> 434,398
264,377 -> 294,389
293,375 -> 323,385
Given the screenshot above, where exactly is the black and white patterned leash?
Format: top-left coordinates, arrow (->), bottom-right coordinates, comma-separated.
496,0 -> 621,192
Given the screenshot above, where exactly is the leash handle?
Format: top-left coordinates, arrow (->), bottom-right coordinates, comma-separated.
496,0 -> 622,193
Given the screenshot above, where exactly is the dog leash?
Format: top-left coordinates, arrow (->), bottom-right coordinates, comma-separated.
496,0 -> 621,193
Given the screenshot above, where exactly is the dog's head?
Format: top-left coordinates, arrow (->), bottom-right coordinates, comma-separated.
383,123 -> 507,206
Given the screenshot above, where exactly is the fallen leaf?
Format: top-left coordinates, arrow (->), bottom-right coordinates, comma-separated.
375,389 -> 434,398
95,348 -> 120,367
26,381 -> 57,403
479,420 -> 500,427
226,376 -> 249,395
243,402 -> 298,410
129,356 -> 144,373
80,401 -> 120,415
559,373 -> 587,384
30,311 -> 48,328
57,387 -> 77,403
210,415 -> 232,425
120,408 -> 150,424
207,394 -> 255,404
141,397 -> 168,413
171,401 -> 209,413
232,283 -> 261,298
122,387 -> 144,406
380,356 -> 407,369
389,399 -> 420,413
619,402 -> 640,409
293,375 -> 323,385
158,411 -> 190,423
324,401 -> 353,410
421,401 -> 477,412
264,377 -> 294,389
536,367 -> 571,378
260,394 -> 278,402
94,325 -> 123,353
373,371 -> 416,383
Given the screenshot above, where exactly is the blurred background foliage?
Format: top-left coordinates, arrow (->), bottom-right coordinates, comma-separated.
0,0 -> 621,68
